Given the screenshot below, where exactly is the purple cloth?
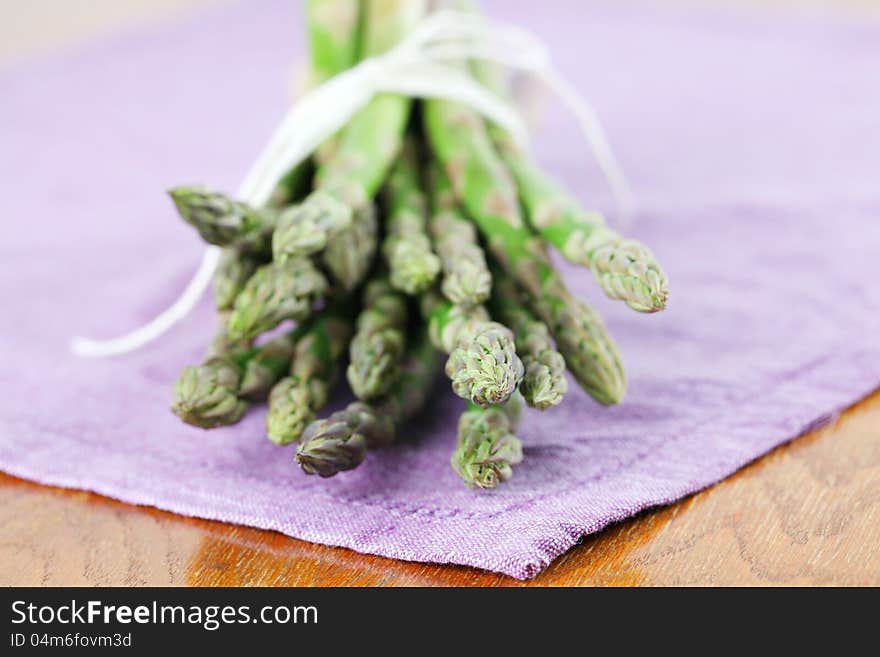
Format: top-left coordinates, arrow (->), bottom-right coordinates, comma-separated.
1,1 -> 878,580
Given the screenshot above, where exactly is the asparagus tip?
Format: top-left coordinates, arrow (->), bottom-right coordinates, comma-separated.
520,360 -> 568,411
266,378 -> 316,446
226,259 -> 327,342
273,190 -> 353,259
295,418 -> 367,477
591,240 -> 669,313
171,358 -> 248,428
446,321 -> 524,409
347,330 -> 405,400
452,407 -> 523,489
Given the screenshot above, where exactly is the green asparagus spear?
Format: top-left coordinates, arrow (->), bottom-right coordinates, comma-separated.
272,0 -> 426,261
452,393 -> 524,489
322,202 -> 379,292
347,275 -> 409,400
168,186 -> 276,255
302,2 -> 380,291
267,1 -> 362,209
470,60 -> 669,313
423,99 -> 626,404
427,160 -> 492,307
493,134 -> 668,313
213,248 -> 260,312
382,139 -> 441,295
226,258 -> 328,342
266,307 -> 353,445
421,291 -> 523,409
172,356 -> 248,428
171,328 -> 303,428
305,0 -> 361,87
295,327 -> 439,477
490,270 -> 567,410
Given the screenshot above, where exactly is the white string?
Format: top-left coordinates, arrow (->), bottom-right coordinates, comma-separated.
70,247 -> 222,357
70,8 -> 634,358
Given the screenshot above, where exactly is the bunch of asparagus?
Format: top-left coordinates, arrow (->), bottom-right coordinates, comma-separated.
169,0 -> 669,489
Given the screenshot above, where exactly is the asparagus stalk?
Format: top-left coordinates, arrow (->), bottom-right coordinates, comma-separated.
471,61 -> 669,313
382,138 -> 441,295
295,327 -> 439,477
305,0 -> 361,88
303,2 -> 380,291
226,258 -> 328,342
268,1 -> 361,207
427,159 -> 492,307
452,393 -> 524,489
490,271 -> 568,410
266,306 -> 353,445
421,291 -> 523,409
272,0 -> 426,261
347,275 -> 409,400
306,0 -> 362,166
423,99 -> 626,404
168,186 -> 276,255
171,328 -> 303,428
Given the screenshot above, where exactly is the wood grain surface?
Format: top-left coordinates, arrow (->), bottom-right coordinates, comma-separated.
2,0 -> 878,587
2,391 -> 877,586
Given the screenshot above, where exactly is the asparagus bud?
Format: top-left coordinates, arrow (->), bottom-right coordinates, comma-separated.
446,320 -> 524,409
226,258 -> 327,341
272,189 -> 354,260
427,161 -> 491,307
347,276 -> 409,400
491,272 -> 567,410
296,402 -> 392,476
518,329 -> 568,411
213,248 -> 260,312
171,357 -> 248,428
382,139 -> 441,295
587,238 -> 668,313
503,156 -> 669,313
168,186 -> 275,253
266,308 -> 352,445
266,376 -> 327,446
452,395 -> 524,489
422,291 -> 523,408
296,327 -> 438,477
322,203 -> 379,292
173,327 -> 304,428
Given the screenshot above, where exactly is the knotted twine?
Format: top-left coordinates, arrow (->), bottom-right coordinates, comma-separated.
71,9 -> 633,358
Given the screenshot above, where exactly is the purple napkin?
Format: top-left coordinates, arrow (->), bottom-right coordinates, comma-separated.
1,0 -> 878,579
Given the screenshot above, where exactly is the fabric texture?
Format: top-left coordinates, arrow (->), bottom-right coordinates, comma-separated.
1,0 -> 878,579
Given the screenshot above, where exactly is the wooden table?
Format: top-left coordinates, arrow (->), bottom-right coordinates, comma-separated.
3,391 -> 877,586
2,0 -> 879,587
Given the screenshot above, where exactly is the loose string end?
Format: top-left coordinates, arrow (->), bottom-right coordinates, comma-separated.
69,246 -> 222,358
